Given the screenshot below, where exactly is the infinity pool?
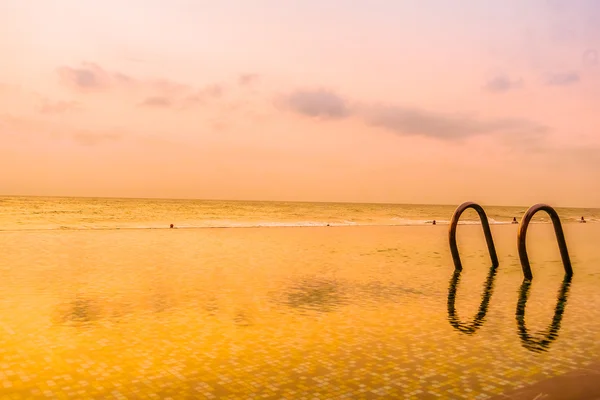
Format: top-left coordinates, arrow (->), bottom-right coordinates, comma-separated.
1,224 -> 599,398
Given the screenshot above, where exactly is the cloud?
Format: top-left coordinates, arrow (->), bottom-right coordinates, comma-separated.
139,96 -> 173,108
57,62 -> 191,96
483,75 -> 523,93
57,62 -> 199,97
364,106 -> 548,141
139,84 -> 224,109
281,88 -> 549,142
238,73 -> 260,86
57,62 -> 120,92
38,99 -> 80,114
545,72 -> 580,86
56,62 -> 255,111
280,89 -> 350,119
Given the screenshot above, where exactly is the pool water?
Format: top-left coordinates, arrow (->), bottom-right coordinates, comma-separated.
0,223 -> 599,399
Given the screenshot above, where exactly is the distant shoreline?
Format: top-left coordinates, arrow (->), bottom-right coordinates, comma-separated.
0,194 -> 597,210
0,220 -> 595,233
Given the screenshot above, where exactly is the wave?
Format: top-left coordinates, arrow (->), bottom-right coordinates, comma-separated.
390,218 -> 516,226
0,218 -> 591,232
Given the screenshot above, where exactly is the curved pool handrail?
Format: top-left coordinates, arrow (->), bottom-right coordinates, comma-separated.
449,202 -> 499,271
517,204 -> 573,281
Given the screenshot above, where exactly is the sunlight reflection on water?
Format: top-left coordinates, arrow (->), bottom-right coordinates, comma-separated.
0,224 -> 599,398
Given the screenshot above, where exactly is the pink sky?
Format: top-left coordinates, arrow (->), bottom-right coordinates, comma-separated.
1,0 -> 599,207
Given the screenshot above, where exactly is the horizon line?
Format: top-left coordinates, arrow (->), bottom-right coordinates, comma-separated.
0,193 -> 597,210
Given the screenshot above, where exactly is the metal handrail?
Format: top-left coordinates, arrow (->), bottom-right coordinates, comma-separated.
449,202 -> 499,271
515,274 -> 572,352
517,204 -> 573,281
447,264 -> 498,335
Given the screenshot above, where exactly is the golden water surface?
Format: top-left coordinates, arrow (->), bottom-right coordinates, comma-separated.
1,223 -> 599,399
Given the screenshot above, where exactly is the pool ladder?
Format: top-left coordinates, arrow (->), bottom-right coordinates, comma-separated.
449,202 -> 572,280
447,202 -> 574,351
447,202 -> 498,334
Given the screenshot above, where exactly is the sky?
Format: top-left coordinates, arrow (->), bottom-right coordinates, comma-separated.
1,0 -> 599,207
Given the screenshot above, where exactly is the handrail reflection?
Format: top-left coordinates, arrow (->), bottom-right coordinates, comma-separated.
447,264 -> 498,334
449,202 -> 499,271
517,203 -> 573,281
515,274 -> 572,353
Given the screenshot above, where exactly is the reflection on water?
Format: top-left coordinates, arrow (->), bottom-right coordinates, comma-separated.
278,277 -> 428,314
151,291 -> 171,314
516,274 -> 572,353
233,309 -> 254,327
53,295 -> 101,326
358,280 -> 426,303
203,296 -> 219,316
284,277 -> 348,313
447,264 -> 498,334
1,225 -> 600,399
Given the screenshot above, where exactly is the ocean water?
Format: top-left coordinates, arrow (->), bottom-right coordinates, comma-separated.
1,196 -> 600,399
1,196 -> 599,231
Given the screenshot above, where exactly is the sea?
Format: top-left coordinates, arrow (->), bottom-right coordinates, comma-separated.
1,196 -> 599,399
1,196 -> 599,231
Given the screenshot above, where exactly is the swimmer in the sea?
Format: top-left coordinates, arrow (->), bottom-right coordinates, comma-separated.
432,220 -> 436,225
512,217 -> 518,224
170,224 -> 174,228
580,217 -> 586,223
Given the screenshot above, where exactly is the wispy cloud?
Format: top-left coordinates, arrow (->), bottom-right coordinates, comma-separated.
238,73 -> 260,86
281,88 -> 549,142
545,72 -> 580,86
483,75 -> 524,93
139,96 -> 173,108
137,84 -> 225,109
57,62 -> 189,95
364,106 -> 547,141
280,89 -> 350,119
57,62 -> 254,111
57,62 -> 126,92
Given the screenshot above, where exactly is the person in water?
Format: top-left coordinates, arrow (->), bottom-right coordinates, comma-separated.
512,217 -> 518,224
432,220 -> 436,225
170,224 -> 174,228
580,217 -> 586,223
